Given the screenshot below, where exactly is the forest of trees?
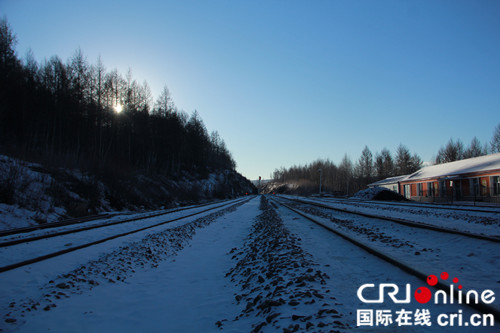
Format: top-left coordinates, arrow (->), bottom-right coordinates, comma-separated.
0,18 -> 235,178
434,127 -> 500,164
272,124 -> 500,196
272,144 -> 422,195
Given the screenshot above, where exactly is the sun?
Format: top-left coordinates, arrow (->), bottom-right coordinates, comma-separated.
114,103 -> 123,113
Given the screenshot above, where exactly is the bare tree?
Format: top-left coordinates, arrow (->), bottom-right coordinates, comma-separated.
409,153 -> 422,173
0,17 -> 19,73
491,123 -> 500,153
154,85 -> 174,117
68,48 -> 90,106
464,137 -> 486,158
435,138 -> 465,164
356,146 -> 374,181
395,144 -> 412,175
375,148 -> 394,179
338,154 -> 353,195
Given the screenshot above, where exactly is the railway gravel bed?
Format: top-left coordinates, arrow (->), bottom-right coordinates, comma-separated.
221,196 -> 347,332
290,196 -> 500,235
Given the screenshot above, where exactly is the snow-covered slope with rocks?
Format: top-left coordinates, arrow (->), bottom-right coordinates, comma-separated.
0,154 -> 255,231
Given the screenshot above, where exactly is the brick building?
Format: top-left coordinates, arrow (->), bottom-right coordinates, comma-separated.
368,153 -> 500,204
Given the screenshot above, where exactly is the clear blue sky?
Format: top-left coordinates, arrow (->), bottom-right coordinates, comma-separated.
2,0 -> 499,180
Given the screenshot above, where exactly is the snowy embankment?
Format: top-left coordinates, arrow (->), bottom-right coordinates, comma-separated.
0,154 -> 254,231
0,155 -> 65,229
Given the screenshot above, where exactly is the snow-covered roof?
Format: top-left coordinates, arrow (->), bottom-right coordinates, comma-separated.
368,175 -> 409,186
404,153 -> 500,182
369,153 -> 500,186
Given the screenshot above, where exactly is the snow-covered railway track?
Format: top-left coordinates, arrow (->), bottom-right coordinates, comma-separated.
0,213 -> 120,238
0,197 -> 251,273
270,198 -> 500,324
0,199 -> 234,248
316,196 -> 500,214
282,196 -> 500,243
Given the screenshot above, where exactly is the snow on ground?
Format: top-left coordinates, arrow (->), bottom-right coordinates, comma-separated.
222,197 -> 346,332
275,202 -> 498,332
282,200 -> 500,297
0,203 -> 64,231
351,187 -> 394,200
0,199 -> 251,331
0,200 -> 243,269
289,195 -> 500,236
0,154 -> 255,233
0,155 -> 64,230
1,195 -> 499,332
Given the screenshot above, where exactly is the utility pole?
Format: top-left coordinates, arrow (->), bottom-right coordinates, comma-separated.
318,168 -> 322,196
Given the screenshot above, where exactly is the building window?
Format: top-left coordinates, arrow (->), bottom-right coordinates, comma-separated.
439,181 -> 446,197
417,183 -> 423,196
470,178 -> 480,196
481,178 -> 488,196
492,176 -> 500,196
427,182 -> 434,197
404,185 -> 411,199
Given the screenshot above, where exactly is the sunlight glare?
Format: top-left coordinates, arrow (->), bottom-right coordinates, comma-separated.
114,104 -> 123,113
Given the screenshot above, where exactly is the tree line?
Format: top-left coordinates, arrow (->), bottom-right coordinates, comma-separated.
272,124 -> 500,196
434,126 -> 500,164
272,144 -> 422,195
0,18 -> 235,177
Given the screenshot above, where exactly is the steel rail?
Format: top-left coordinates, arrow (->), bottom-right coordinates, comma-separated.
0,197 -> 251,273
0,199 -> 236,238
0,213 -> 116,237
281,196 -> 500,243
272,198 -> 500,323
314,196 -> 500,214
0,199 -> 233,248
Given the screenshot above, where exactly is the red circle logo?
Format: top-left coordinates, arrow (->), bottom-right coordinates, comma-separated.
414,287 -> 432,304
427,275 -> 438,286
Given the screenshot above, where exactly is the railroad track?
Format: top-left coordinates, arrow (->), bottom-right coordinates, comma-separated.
0,198 -> 237,239
0,199 -> 235,248
315,196 -> 500,214
270,197 -> 500,323
0,197 -> 251,273
0,213 -> 120,238
280,196 -> 500,243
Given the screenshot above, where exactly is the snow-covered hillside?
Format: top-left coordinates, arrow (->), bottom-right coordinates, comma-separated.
0,155 -> 255,231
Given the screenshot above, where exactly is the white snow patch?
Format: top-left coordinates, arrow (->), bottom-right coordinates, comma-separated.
351,187 -> 390,200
